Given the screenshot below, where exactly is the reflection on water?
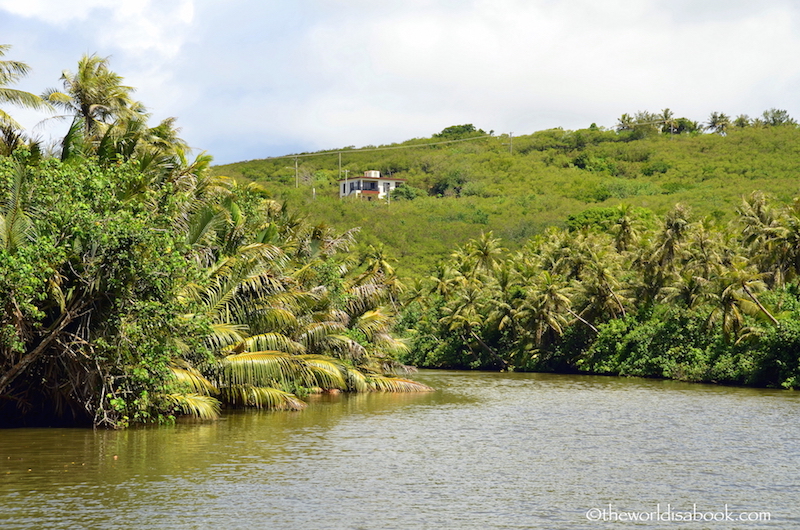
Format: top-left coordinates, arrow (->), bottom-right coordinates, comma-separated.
1,371 -> 799,529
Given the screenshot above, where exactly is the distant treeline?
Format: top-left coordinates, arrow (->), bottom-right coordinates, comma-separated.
399,195 -> 800,389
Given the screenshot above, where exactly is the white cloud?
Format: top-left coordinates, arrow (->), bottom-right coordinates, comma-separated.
3,0 -> 800,163
0,0 -> 194,58
0,0 -> 111,24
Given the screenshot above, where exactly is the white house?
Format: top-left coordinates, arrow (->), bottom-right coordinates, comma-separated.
339,170 -> 405,200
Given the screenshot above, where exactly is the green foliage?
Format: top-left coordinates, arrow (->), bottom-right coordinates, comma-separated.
433,124 -> 487,139
212,115 -> 800,280
0,52 -> 431,428
396,192 -> 800,390
391,184 -> 425,200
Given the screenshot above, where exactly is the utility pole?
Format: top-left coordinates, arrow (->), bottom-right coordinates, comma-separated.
294,157 -> 299,188
502,132 -> 514,154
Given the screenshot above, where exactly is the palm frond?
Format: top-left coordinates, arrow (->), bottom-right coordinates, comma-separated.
352,309 -> 393,341
237,270 -> 287,296
220,385 -> 306,410
218,351 -> 309,386
186,205 -> 226,247
372,332 -> 410,356
205,322 -> 249,351
165,393 -> 221,419
237,242 -> 286,265
367,375 -> 434,393
345,283 -> 388,317
199,276 -> 241,317
169,364 -> 219,394
298,321 -> 348,350
245,306 -> 299,333
345,366 -> 370,392
297,355 -> 348,389
316,333 -> 368,361
230,332 -> 305,354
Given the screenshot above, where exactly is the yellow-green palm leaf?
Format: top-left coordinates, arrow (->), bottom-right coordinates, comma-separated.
297,355 -> 348,389
218,351 -> 308,386
165,393 -> 222,420
368,375 -> 434,392
169,363 -> 219,395
220,385 -> 306,410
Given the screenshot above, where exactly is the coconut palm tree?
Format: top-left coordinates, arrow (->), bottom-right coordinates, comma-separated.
660,108 -> 677,134
616,113 -> 635,132
174,186 -> 431,415
519,271 -> 572,348
43,54 -> 141,141
708,259 -> 777,341
467,231 -> 505,275
439,281 -> 507,369
0,45 -> 50,128
706,112 -> 730,135
611,204 -> 641,253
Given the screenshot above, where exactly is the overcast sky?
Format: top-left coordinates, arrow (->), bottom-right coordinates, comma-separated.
2,0 -> 800,164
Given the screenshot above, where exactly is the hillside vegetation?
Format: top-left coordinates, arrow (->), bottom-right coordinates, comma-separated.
212,116 -> 800,277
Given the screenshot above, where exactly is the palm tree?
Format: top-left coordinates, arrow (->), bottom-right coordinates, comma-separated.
706,112 -> 730,135
519,271 -> 571,348
732,114 -> 750,128
662,268 -> 712,309
439,281 -> 507,369
761,108 -> 796,127
0,45 -> 50,128
660,108 -> 677,134
485,262 -> 522,339
611,204 -> 641,253
656,204 -> 692,270
176,187 -> 432,414
708,259 -> 777,341
43,54 -> 140,141
576,252 -> 629,322
616,113 -> 635,132
467,231 -> 505,276
686,217 -> 729,280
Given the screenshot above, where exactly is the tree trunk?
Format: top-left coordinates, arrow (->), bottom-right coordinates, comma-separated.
742,282 -> 780,326
470,330 -> 508,370
567,309 -> 599,334
0,311 -> 74,396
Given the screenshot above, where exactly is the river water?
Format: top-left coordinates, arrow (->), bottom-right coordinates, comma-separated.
1,371 -> 798,529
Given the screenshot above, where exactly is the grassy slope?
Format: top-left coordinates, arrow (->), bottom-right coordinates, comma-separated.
211,126 -> 800,277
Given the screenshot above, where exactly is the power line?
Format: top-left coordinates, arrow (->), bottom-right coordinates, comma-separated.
256,134 -> 498,162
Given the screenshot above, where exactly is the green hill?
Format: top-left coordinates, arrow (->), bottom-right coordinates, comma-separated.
211,122 -> 800,277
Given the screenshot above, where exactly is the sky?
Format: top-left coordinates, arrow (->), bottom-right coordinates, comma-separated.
2,0 -> 800,164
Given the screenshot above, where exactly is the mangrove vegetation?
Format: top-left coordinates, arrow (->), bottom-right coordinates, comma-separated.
0,48 -> 428,428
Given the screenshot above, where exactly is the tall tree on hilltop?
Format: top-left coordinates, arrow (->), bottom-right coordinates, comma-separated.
660,108 -> 677,134
706,112 -> 730,135
760,108 -> 796,127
